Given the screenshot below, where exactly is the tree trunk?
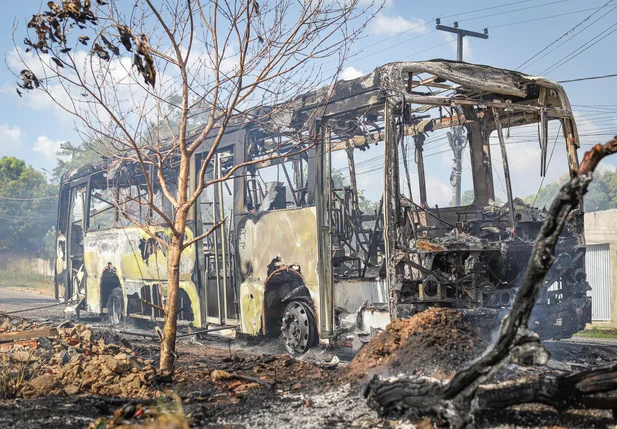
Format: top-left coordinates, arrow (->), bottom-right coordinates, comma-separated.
160,153 -> 190,372
160,232 -> 184,371
365,363 -> 617,416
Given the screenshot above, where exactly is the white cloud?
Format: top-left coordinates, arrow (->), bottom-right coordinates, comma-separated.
340,66 -> 364,80
33,135 -> 66,160
370,14 -> 426,36
0,124 -> 24,152
425,176 -> 452,207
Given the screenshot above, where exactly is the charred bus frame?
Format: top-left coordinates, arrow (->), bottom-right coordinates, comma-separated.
55,60 -> 589,354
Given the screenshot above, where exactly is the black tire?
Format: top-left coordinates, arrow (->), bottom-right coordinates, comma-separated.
105,287 -> 124,326
281,299 -> 318,355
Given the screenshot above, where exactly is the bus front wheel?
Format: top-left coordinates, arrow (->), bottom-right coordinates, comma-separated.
281,299 -> 317,355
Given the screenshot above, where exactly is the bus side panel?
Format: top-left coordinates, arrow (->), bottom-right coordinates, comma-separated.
235,207 -> 319,336
82,226 -> 201,326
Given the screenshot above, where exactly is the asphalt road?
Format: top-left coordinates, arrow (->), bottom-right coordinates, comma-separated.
0,286 -> 66,320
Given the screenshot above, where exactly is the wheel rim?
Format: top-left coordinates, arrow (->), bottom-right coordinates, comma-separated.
282,301 -> 312,354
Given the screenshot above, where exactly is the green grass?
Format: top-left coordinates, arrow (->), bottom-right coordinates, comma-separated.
575,327 -> 617,340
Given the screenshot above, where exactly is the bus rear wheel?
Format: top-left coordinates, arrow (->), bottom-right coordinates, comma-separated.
105,287 -> 124,326
281,299 -> 317,355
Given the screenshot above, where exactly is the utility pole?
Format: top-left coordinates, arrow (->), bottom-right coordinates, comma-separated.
435,19 -> 488,206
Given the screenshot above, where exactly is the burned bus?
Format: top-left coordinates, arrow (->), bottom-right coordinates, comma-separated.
55,60 -> 589,354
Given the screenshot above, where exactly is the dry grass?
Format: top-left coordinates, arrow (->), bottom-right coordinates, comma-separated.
575,327 -> 617,340
0,350 -> 37,399
89,395 -> 190,429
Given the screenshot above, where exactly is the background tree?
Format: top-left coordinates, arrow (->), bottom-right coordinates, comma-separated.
460,189 -> 502,206
461,189 -> 474,205
52,141 -> 104,182
0,157 -> 57,253
15,0 -> 375,371
524,167 -> 617,211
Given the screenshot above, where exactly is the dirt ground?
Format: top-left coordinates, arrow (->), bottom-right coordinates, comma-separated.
2,297 -> 617,428
2,333 -> 617,429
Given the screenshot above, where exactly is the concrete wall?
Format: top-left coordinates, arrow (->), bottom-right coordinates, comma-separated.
585,209 -> 617,326
0,251 -> 53,278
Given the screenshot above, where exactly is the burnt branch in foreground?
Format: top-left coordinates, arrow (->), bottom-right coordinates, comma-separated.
365,138 -> 617,428
366,363 -> 617,420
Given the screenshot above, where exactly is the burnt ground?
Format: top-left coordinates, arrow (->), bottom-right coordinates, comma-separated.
2,334 -> 617,429
2,289 -> 617,428
2,332 -> 617,429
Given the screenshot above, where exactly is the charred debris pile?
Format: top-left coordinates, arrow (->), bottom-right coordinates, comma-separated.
348,308 -> 485,379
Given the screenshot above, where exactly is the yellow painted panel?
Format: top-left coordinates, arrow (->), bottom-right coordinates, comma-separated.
179,281 -> 202,328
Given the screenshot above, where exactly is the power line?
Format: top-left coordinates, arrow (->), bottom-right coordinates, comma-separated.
439,0 -> 538,20
517,0 -> 615,70
491,6 -> 605,29
325,0 -> 579,79
0,214 -> 56,223
457,0 -> 571,23
541,20 -> 617,75
523,3 -> 617,72
354,0 -> 541,58
558,72 -> 617,83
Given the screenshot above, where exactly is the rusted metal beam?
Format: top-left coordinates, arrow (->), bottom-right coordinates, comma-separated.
414,134 -> 428,207
316,123 -> 334,337
338,114 -> 468,152
404,95 -> 567,115
466,109 -> 494,205
493,108 -> 517,235
383,100 -> 402,317
345,140 -> 361,223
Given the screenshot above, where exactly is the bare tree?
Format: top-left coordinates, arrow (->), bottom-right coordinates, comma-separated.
13,0 -> 376,370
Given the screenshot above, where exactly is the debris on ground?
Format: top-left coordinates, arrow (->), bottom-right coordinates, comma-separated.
4,312 -> 617,428
0,315 -> 158,399
88,395 -> 189,429
347,308 -> 485,380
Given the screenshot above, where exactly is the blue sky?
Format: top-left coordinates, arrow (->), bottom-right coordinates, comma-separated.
1,0 -> 616,205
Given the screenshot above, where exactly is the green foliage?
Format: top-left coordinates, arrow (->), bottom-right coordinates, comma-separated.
575,327 -> 617,340
461,189 -> 474,205
460,189 -> 502,206
524,167 -> 617,212
43,226 -> 57,261
52,141 -> 103,182
0,157 -> 57,252
331,169 -> 379,214
522,180 -> 564,210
